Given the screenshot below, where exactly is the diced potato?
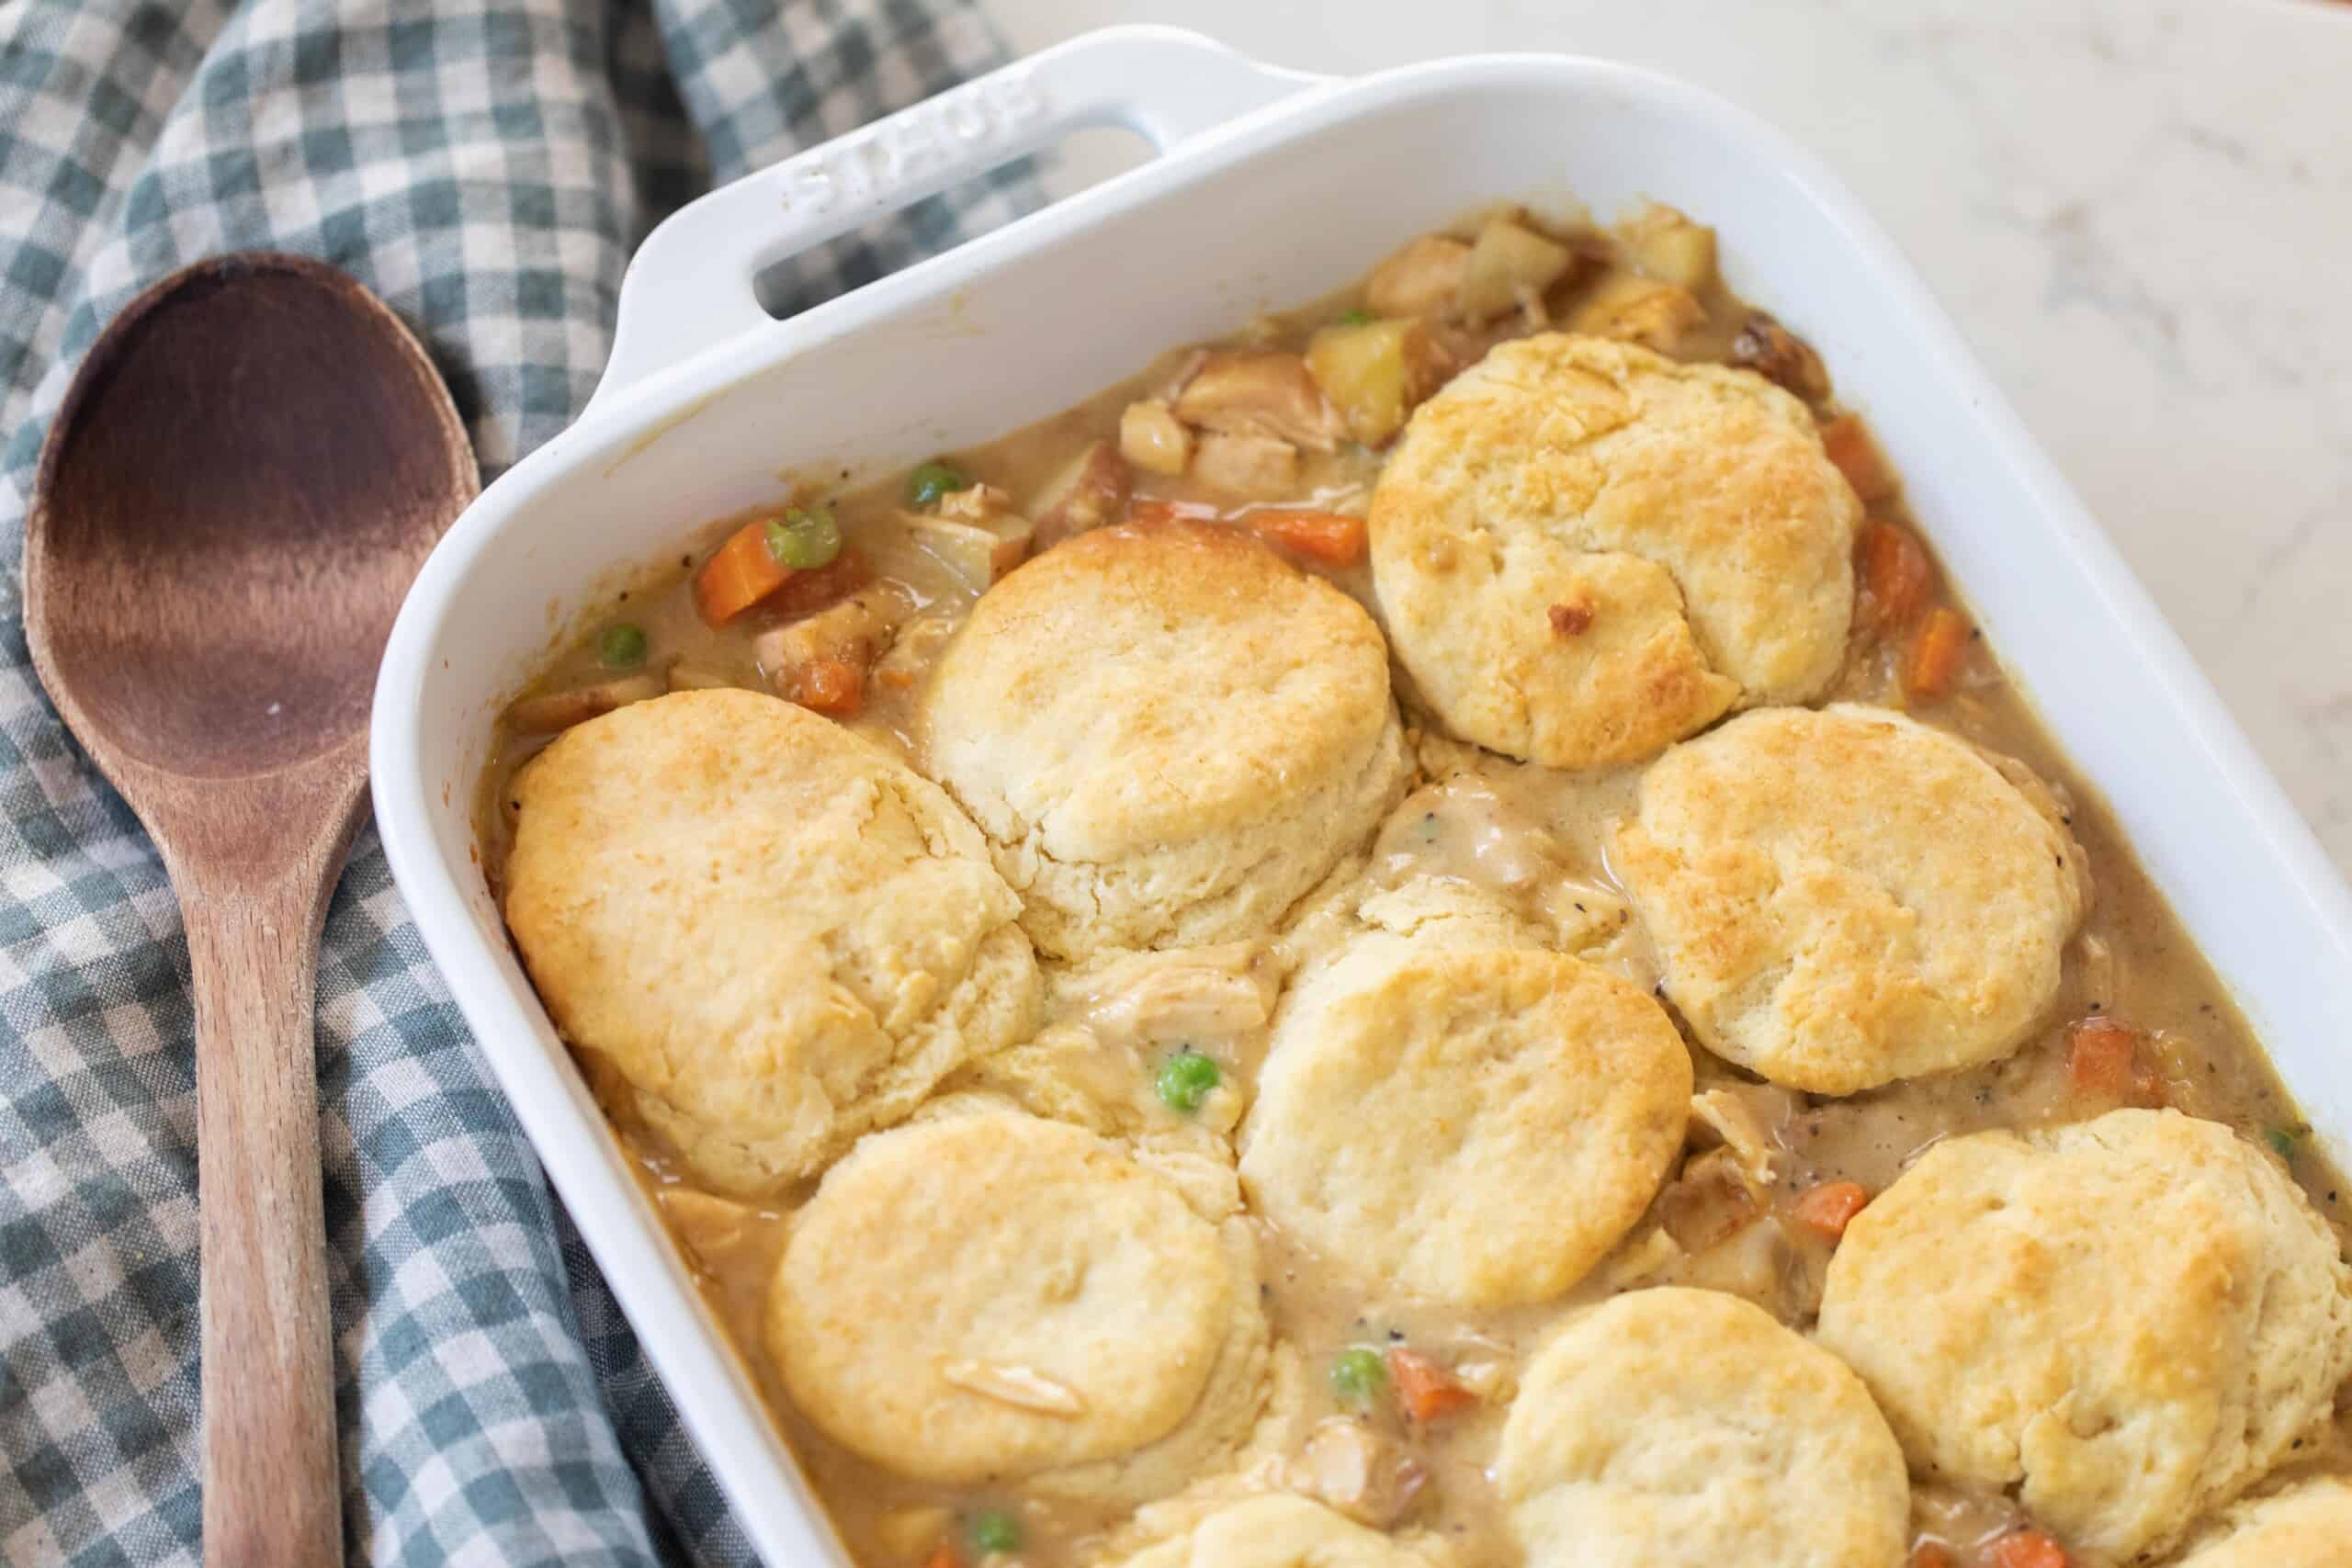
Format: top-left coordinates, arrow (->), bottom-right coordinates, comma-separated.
1118,400 -> 1192,477
902,512 -> 1034,592
1364,233 -> 1470,319
1306,318 -> 1450,446
1029,437 -> 1132,547
1454,216 -> 1574,323
1566,270 -> 1706,352
1618,202 -> 1718,290
1190,431 -> 1298,498
1173,351 -> 1340,451
503,672 -> 664,734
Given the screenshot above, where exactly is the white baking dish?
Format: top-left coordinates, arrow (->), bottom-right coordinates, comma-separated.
369,25 -> 2352,1565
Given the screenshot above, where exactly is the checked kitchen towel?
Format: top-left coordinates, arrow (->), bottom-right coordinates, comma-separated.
0,2 -> 1036,1562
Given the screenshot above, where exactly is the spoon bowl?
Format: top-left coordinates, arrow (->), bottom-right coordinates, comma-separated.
24,253 -> 475,1562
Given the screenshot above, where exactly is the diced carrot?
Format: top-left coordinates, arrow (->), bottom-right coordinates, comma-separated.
1247,509 -> 1367,567
1861,521 -> 1931,627
789,657 -> 865,716
2065,1018 -> 2164,1106
922,1545 -> 964,1568
1907,1544 -> 1958,1568
1126,498 -> 1184,526
1790,1179 -> 1871,1243
1386,1348 -> 1478,1424
1905,606 -> 1971,699
693,518 -> 794,625
2066,1018 -> 2136,1097
767,547 -> 870,618
1821,412 -> 1897,502
1990,1529 -> 2069,1568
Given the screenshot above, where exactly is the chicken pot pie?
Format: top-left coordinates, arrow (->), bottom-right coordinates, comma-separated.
481,201 -> 2352,1568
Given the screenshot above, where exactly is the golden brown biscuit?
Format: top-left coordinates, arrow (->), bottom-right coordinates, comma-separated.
922,520 -> 1410,961
2170,1477 -> 2352,1568
1369,333 -> 1858,768
503,689 -> 1038,1194
1239,944 -> 1690,1306
771,1111 -> 1271,1504
1816,1110 -> 2352,1562
1613,704 -> 2087,1092
1498,1287 -> 1909,1568
1107,1494 -> 1455,1568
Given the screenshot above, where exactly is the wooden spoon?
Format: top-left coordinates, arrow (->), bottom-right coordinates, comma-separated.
23,254 -> 476,1564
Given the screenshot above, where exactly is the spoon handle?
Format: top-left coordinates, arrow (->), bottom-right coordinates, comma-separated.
183,872 -> 343,1566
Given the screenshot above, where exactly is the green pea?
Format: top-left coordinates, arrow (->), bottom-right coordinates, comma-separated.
597,622 -> 648,669
968,1510 -> 1021,1555
2267,1125 -> 2300,1161
1156,1049 -> 1219,1113
763,505 -> 842,570
1329,1347 -> 1386,1404
1336,307 -> 1377,326
905,458 -> 973,508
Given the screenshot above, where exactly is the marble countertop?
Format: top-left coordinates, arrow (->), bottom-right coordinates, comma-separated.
985,0 -> 2352,876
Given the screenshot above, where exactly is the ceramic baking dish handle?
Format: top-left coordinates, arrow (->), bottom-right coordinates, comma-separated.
594,25 -> 1320,407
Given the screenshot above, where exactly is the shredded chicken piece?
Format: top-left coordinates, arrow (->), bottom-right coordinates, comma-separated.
869,612 -> 957,694
1688,1084 -> 1797,1196
503,672 -> 665,734
1173,351 -> 1341,451
1656,1147 -> 1761,1252
1289,1419 -> 1427,1528
1077,944 -> 1274,1053
1031,438 -> 1133,547
938,1359 -> 1086,1416
752,583 -> 915,687
1190,431 -> 1298,498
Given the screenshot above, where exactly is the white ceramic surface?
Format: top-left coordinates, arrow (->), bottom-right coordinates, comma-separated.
370,28 -> 2352,1566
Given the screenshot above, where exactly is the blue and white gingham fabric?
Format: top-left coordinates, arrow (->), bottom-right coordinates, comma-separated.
0,4 -> 1038,1562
